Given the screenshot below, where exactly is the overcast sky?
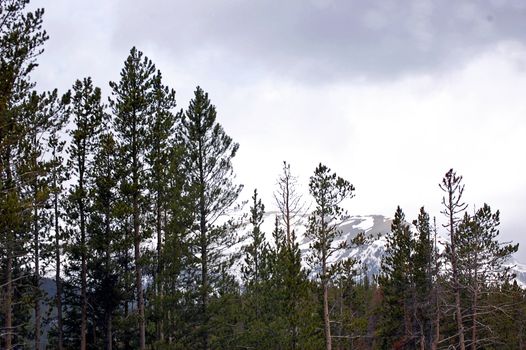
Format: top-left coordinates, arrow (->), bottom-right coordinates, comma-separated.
32,0 -> 526,260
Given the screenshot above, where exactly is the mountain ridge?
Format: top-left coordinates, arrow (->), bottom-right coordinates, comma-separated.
244,213 -> 526,287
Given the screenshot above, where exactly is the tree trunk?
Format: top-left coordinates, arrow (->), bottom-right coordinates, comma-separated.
4,152 -> 13,350
105,202 -> 112,350
54,185 -> 64,350
34,201 -> 41,350
200,202 -> 209,350
322,242 -> 331,350
432,221 -> 440,350
134,198 -> 145,350
448,189 -> 466,350
123,221 -> 131,350
285,178 -> 291,247
198,140 -> 209,350
132,115 -> 145,350
80,168 -> 87,350
471,281 -> 478,350
323,282 -> 332,350
156,193 -> 163,343
5,230 -> 13,350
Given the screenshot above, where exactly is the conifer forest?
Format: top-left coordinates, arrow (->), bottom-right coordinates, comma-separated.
1,1 -> 526,349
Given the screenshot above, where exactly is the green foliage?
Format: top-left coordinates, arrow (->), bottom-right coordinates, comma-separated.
377,206 -> 413,348
178,86 -> 243,349
306,163 -> 355,283
2,3 -> 526,349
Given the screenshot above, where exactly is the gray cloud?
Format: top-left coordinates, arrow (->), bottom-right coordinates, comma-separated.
106,0 -> 526,83
32,0 -> 526,261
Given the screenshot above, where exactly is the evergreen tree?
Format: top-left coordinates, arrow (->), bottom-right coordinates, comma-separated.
20,89 -> 69,350
306,163 -> 355,350
47,103 -> 69,350
242,189 -> 269,314
179,86 -> 243,349
412,207 -> 435,350
378,206 -> 414,349
109,47 -> 156,350
66,77 -> 104,350
153,141 -> 192,348
239,189 -> 272,349
439,169 -> 468,350
87,132 -> 118,349
456,204 -> 518,349
144,70 -> 178,344
0,1 -> 48,348
272,161 -> 318,350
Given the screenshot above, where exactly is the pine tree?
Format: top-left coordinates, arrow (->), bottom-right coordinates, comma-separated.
412,207 -> 435,350
456,204 -> 518,349
153,141 -> 192,348
242,189 -> 268,314
89,132 -> 120,350
306,163 -> 355,350
239,189 -> 272,348
109,47 -> 156,350
378,206 -> 414,349
272,161 -> 315,350
19,89 -> 70,350
439,169 -> 468,350
179,86 -> 242,350
0,1 -> 48,348
144,70 -> 177,344
66,77 -> 104,350
47,109 -> 69,350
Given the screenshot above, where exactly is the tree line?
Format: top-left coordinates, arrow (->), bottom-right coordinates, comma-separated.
1,2 -> 525,349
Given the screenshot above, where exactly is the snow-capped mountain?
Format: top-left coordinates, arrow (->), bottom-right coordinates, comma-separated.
239,213 -> 526,287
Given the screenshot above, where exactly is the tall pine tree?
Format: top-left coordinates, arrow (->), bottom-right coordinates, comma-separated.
0,1 -> 48,348
306,163 -> 355,350
109,47 -> 156,350
179,86 -> 242,350
440,169 -> 468,350
66,77 -> 104,350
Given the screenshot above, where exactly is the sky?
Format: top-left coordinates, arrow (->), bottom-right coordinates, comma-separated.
32,0 -> 526,260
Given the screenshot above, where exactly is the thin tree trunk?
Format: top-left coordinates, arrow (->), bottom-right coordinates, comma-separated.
80,166 -> 87,350
198,140 -> 209,350
105,199 -> 112,350
4,152 -> 13,350
322,242 -> 331,350
34,201 -> 41,350
156,193 -> 163,343
285,179 -> 290,247
161,208 -> 168,343
323,282 -> 332,350
200,200 -> 208,350
134,198 -> 145,350
448,189 -> 466,350
5,230 -> 13,350
123,221 -> 131,350
432,219 -> 440,350
132,115 -> 145,350
54,183 -> 64,350
471,281 -> 478,350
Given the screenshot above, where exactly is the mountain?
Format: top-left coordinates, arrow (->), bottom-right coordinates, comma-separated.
239,213 -> 526,287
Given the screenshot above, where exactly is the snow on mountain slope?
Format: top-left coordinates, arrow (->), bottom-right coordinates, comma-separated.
239,213 -> 526,287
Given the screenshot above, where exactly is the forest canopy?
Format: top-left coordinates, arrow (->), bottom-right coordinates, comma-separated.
0,2 -> 524,350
